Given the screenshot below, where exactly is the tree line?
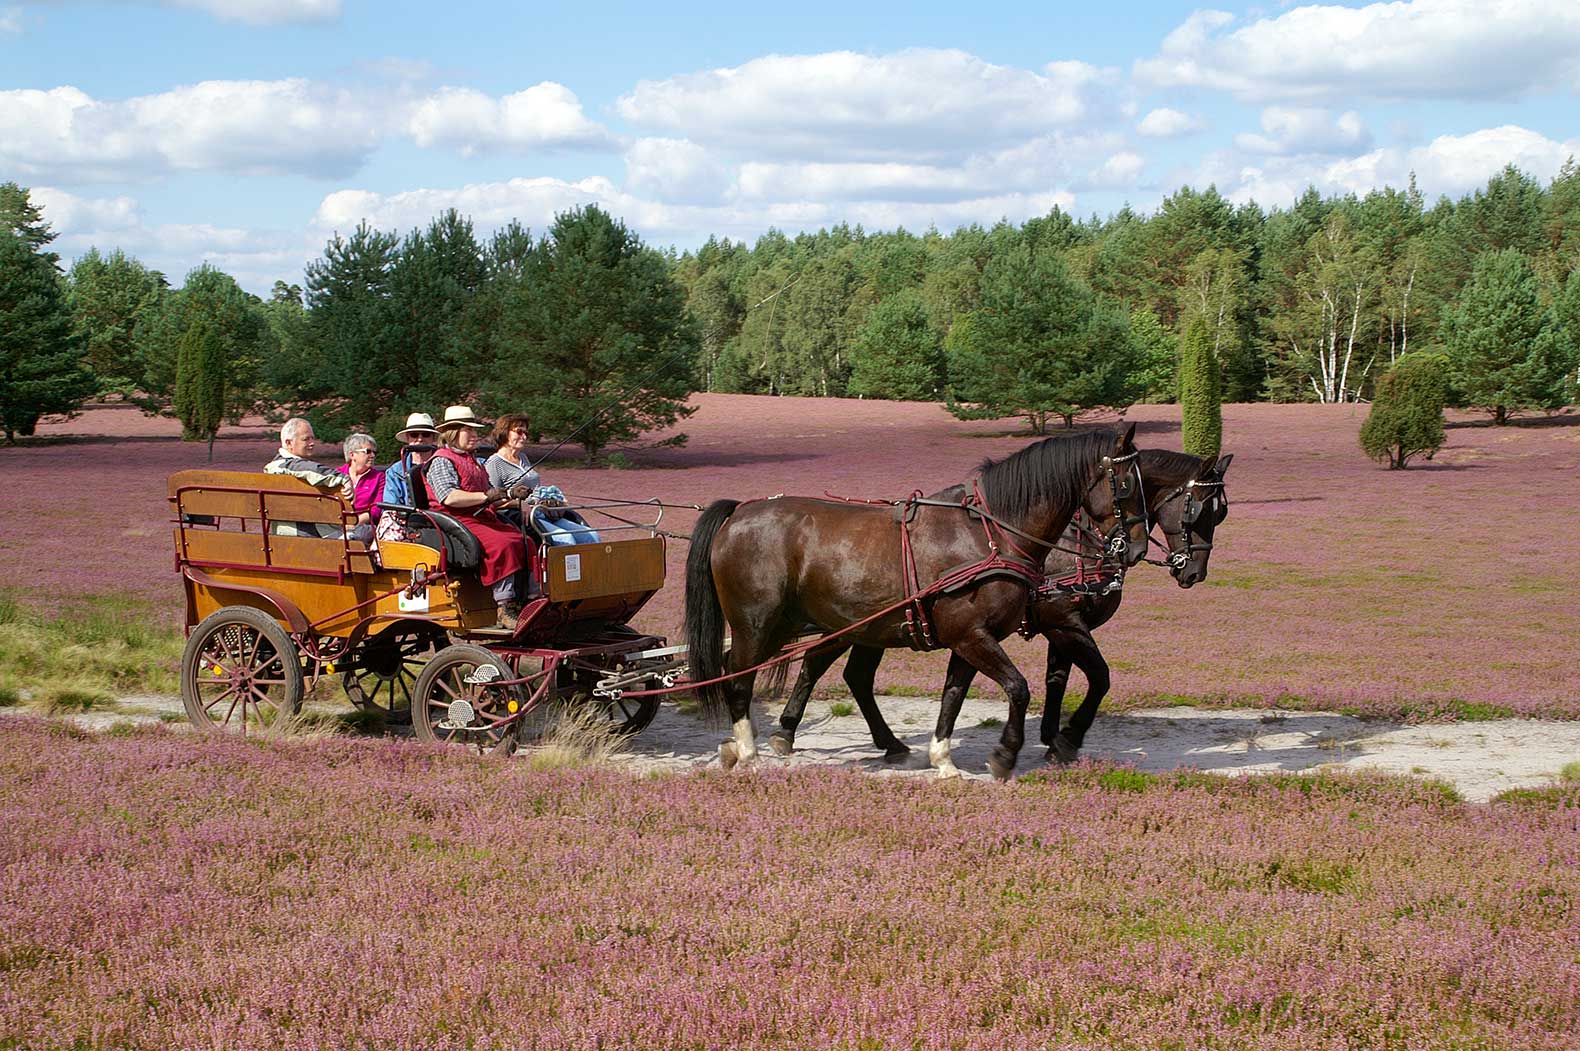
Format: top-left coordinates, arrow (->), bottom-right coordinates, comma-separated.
3,162 -> 1578,453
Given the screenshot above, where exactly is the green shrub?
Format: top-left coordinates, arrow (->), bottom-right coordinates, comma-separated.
1179,312 -> 1222,458
1359,353 -> 1448,468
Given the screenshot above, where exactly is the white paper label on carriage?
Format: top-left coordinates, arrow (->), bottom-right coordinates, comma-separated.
398,590 -> 430,613
565,554 -> 581,582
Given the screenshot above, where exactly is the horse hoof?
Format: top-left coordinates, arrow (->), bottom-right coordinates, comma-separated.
768,734 -> 794,756
719,741 -> 740,771
934,763 -> 962,780
881,742 -> 912,763
1048,735 -> 1080,765
987,748 -> 1017,781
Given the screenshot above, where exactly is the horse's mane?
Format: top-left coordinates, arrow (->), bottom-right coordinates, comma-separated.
975,429 -> 1119,522
1137,448 -> 1204,484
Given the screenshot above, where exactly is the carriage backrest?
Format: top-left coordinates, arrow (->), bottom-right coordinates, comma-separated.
169,470 -> 375,577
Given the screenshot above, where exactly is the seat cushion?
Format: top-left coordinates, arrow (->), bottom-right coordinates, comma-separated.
407,510 -> 485,571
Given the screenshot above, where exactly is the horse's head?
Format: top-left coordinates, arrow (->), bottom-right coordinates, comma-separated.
1153,452 -> 1232,588
1084,423 -> 1151,568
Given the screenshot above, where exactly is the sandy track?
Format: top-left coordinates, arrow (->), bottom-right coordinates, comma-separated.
615,698 -> 1580,803
51,695 -> 1580,803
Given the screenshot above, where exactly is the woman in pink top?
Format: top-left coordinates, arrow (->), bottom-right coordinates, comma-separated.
336,433 -> 385,541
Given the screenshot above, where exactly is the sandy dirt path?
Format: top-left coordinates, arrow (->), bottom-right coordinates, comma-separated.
614,698 -> 1580,803
51,695 -> 1580,803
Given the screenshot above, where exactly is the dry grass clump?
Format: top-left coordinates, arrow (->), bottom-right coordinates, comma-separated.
0,592 -> 182,712
517,701 -> 630,772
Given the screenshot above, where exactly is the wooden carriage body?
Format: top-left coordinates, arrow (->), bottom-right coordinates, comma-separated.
169,469 -> 673,744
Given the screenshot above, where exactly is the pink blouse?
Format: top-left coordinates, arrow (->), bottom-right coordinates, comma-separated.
336,465 -> 386,524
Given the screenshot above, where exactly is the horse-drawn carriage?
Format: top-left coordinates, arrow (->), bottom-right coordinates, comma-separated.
170,466 -> 684,751
170,423 -> 1230,778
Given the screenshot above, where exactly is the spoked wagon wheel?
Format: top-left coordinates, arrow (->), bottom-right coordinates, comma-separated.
411,644 -> 524,755
342,625 -> 441,725
181,606 -> 304,735
594,691 -> 659,737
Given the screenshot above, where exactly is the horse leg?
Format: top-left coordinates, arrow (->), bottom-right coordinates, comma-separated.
717,669 -> 758,771
928,652 -> 979,779
951,633 -> 1034,781
1048,630 -> 1109,765
842,645 -> 909,760
769,642 -> 848,756
1037,641 -> 1074,749
717,623 -> 799,771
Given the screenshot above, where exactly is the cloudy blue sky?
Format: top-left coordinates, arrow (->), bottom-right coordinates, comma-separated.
4,0 -> 1579,293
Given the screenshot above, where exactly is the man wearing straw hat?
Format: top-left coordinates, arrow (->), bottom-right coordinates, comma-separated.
424,405 -> 531,631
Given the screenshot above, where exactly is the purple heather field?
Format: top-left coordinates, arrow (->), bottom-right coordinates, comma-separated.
2,721 -> 1578,1049
3,395 -> 1578,717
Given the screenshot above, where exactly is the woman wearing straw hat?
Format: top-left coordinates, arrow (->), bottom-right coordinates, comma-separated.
424,405 -> 531,630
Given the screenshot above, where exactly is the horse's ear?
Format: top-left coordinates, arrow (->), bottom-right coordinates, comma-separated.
1118,422 -> 1137,451
1197,454 -> 1219,479
1215,453 -> 1234,476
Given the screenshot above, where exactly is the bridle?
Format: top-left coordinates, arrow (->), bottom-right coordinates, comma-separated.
1095,449 -> 1149,563
1145,475 -> 1228,574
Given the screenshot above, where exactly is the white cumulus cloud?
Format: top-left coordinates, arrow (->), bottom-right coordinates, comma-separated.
33,187 -> 306,290
0,80 -> 382,182
312,177 -> 1080,256
624,138 -> 732,203
165,0 -> 341,24
406,83 -> 615,155
1235,107 -> 1372,156
1136,108 -> 1203,138
1137,1 -> 1580,101
1193,125 -> 1580,208
617,48 -> 1120,162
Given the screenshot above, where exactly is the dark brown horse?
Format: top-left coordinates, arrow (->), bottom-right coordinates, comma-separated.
683,425 -> 1152,779
770,450 -> 1233,768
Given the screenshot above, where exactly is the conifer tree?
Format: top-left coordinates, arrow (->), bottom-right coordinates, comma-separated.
946,245 -> 1138,433
848,289 -> 942,400
1359,354 -> 1447,468
1179,311 -> 1222,458
1441,249 -> 1566,423
0,228 -> 96,442
487,206 -> 699,460
174,318 -> 226,460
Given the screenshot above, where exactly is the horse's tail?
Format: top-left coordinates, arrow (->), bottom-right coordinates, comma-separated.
684,499 -> 740,723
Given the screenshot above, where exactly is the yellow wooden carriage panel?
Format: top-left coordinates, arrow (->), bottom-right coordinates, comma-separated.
544,537 -> 665,602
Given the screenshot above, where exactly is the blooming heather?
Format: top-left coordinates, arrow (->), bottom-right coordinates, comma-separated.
2,719 -> 1579,1049
5,398 -> 1579,718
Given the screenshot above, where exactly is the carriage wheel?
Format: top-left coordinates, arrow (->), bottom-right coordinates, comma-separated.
342,625 -> 441,725
181,606 -> 304,736
558,666 -> 660,737
411,644 -> 523,755
597,691 -> 660,736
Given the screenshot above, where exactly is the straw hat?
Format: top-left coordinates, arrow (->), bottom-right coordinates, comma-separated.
435,405 -> 488,432
394,411 -> 439,443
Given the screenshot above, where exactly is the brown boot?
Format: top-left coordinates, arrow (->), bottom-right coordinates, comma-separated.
497,604 -> 521,632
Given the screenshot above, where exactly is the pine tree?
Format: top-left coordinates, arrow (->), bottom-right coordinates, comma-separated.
848,289 -> 942,400
174,318 -> 226,459
946,245 -> 1139,433
1129,307 -> 1177,403
1179,311 -> 1222,458
0,229 -> 96,442
486,206 -> 699,460
1441,249 -> 1566,423
67,248 -> 167,395
1359,354 -> 1448,469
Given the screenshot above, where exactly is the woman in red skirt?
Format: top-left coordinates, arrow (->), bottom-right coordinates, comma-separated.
424,405 -> 532,630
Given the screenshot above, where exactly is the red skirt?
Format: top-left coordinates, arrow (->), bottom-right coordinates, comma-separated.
458,509 -> 530,588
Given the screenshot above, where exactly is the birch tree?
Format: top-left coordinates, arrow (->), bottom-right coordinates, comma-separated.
1273,212 -> 1378,403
